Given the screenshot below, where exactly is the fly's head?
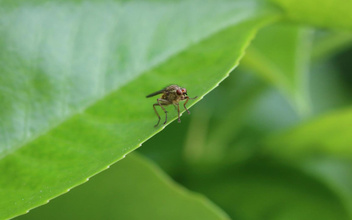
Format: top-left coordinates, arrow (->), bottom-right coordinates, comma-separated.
176,87 -> 188,100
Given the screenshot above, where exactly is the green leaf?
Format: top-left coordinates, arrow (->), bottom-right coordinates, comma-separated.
16,153 -> 230,220
270,0 -> 352,29
0,0 -> 279,218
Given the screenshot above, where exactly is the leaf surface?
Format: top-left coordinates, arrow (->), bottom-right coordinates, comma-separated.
0,0 -> 278,218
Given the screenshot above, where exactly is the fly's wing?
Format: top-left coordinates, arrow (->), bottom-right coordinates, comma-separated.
146,89 -> 165,98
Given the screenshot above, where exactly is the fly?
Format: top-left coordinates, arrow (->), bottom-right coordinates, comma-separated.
146,85 -> 198,127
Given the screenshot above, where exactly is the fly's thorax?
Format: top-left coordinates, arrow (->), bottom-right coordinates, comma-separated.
167,92 -> 177,101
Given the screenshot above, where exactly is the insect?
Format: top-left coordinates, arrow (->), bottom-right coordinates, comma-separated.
146,85 -> 198,127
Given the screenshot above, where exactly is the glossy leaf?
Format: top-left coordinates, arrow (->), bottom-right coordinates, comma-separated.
0,0 -> 279,218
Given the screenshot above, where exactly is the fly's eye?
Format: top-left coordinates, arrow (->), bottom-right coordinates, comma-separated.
176,89 -> 183,95
182,88 -> 187,94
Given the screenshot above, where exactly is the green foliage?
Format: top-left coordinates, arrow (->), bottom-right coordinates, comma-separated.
1,0 -> 352,219
266,108 -> 352,158
242,24 -> 312,115
270,0 -> 352,29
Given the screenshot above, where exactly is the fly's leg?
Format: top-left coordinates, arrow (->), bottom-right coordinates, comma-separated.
183,97 -> 191,114
183,96 -> 197,115
153,102 -> 168,127
157,99 -> 169,126
153,103 -> 161,127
